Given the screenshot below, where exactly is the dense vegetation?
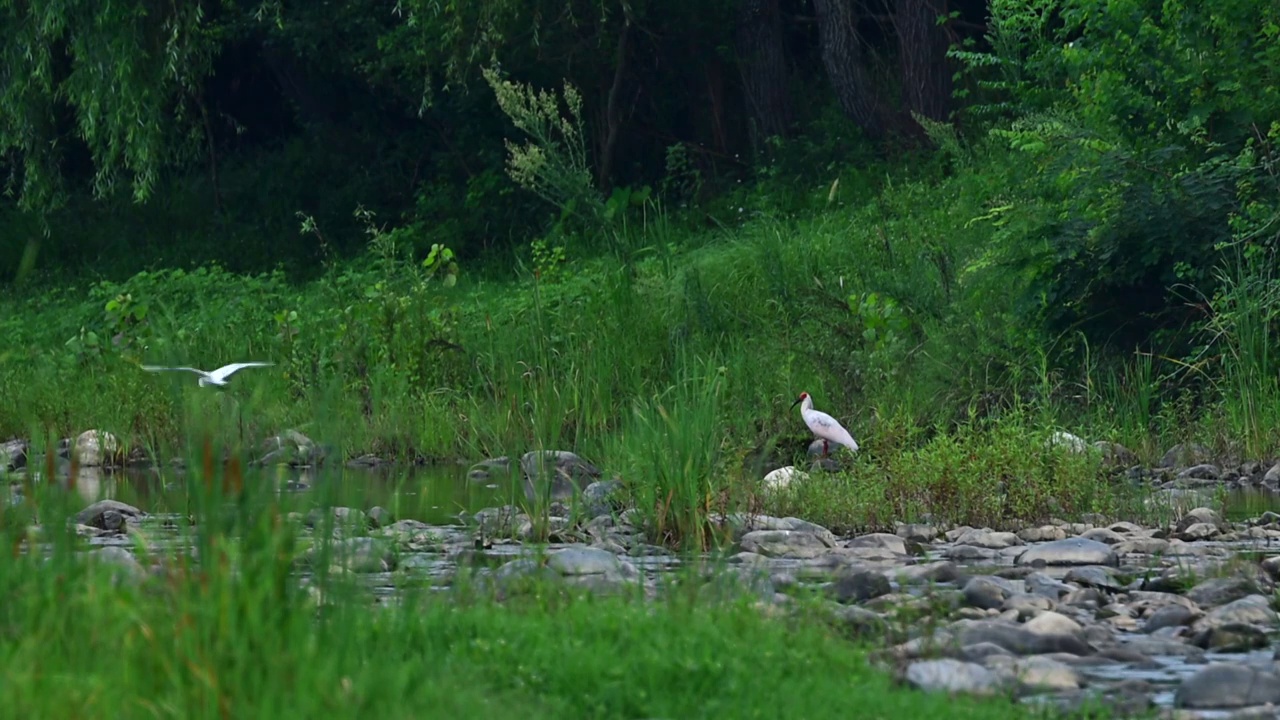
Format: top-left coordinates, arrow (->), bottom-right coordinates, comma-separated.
3,0 -> 1280,524
5,2 -> 1280,715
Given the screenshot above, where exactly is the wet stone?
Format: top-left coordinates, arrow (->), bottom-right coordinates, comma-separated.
895,523 -> 939,543
1192,594 -> 1279,632
890,560 -> 960,585
1174,663 -> 1280,709
846,532 -> 908,555
963,576 -> 1021,610
1079,527 -> 1126,545
1185,577 -> 1259,608
739,530 -> 835,559
1190,622 -> 1269,652
829,569 -> 891,603
1016,538 -> 1118,567
1026,572 -> 1075,600
1018,526 -> 1068,543
953,528 -> 1022,549
75,500 -> 146,529
956,620 -> 1094,656
1143,604 -> 1199,633
903,659 -> 1007,696
1063,565 -> 1124,591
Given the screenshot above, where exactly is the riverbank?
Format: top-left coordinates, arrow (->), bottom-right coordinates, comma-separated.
5,141 -> 1275,471
4,153 -> 1273,538
9,449 -> 1280,718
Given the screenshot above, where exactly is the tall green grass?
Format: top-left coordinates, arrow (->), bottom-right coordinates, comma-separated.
1200,255 -> 1280,456
762,410 -> 1150,533
610,357 -> 732,550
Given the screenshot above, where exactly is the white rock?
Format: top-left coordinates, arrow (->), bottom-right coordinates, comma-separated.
74,429 -> 119,467
904,659 -> 1005,696
762,465 -> 807,491
1024,610 -> 1083,637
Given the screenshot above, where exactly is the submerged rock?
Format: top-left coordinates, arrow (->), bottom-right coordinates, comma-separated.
519,450 -> 601,502
75,499 -> 145,529
315,537 -> 395,573
256,429 -> 325,467
467,456 -> 511,482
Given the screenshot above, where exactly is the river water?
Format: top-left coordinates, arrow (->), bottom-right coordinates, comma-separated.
55,461 -> 512,525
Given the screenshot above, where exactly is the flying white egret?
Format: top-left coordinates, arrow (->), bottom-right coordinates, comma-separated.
141,362 -> 274,387
790,391 -> 859,457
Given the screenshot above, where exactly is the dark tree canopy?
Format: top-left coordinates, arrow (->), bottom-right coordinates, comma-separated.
0,0 -> 971,219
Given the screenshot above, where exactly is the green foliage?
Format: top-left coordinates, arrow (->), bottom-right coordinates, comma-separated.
529,237 -> 567,284
949,0 -> 1067,120
1184,249 -> 1280,455
948,0 -> 1280,375
482,67 -> 602,227
613,361 -> 732,551
765,412 -> 1130,533
0,1 -> 217,212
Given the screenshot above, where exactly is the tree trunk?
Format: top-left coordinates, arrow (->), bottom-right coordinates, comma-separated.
893,0 -> 953,122
597,18 -> 633,194
735,0 -> 793,150
811,0 -> 883,139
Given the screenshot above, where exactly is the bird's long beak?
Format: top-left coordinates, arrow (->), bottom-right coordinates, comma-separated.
789,396 -> 801,409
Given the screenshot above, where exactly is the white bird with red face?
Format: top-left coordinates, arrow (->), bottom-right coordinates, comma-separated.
791,391 -> 859,457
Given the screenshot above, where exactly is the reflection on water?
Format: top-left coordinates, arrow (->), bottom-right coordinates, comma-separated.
55,463 -> 522,525
1221,487 -> 1280,522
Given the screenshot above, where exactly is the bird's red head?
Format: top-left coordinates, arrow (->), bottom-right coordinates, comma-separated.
790,391 -> 809,409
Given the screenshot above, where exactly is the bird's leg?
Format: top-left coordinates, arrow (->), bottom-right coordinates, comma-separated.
823,439 -> 830,458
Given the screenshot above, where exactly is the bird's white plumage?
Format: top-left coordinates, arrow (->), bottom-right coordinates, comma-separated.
142,361 -> 273,387
792,392 -> 859,454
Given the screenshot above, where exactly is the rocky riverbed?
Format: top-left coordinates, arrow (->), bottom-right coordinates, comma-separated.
49,491 -> 1280,720
14,431 -> 1280,717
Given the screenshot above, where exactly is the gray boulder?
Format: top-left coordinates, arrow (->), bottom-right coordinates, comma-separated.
520,450 -> 602,502
1174,663 -> 1280,708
